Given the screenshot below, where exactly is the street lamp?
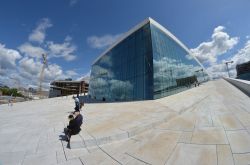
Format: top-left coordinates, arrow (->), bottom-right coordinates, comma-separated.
225,61 -> 233,78
195,69 -> 205,81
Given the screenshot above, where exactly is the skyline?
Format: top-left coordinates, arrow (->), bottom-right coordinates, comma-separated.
0,0 -> 250,90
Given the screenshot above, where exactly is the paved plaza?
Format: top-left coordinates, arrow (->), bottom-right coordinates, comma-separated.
0,79 -> 250,165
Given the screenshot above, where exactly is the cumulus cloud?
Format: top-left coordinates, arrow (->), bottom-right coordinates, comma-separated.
47,37 -> 77,61
0,18 -> 81,89
19,57 -> 42,76
191,26 -> 239,64
17,56 -> 79,89
65,70 -> 78,77
87,33 -> 123,49
231,40 -> 250,65
18,43 -> 46,58
205,40 -> 250,78
29,18 -> 52,43
0,43 -> 22,73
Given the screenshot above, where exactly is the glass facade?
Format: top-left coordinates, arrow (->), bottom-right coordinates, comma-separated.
151,24 -> 209,99
89,19 -> 209,101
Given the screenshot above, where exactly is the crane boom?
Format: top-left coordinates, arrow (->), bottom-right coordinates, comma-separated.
38,54 -> 47,98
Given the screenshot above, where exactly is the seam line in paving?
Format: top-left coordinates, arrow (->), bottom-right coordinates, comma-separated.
125,152 -> 151,165
216,145 -> 218,165
60,140 -> 68,161
56,150 -> 59,164
79,157 -> 84,165
20,151 -> 28,165
98,146 -> 123,165
221,123 -> 236,165
164,141 -> 180,165
232,151 -> 250,154
78,134 -> 90,153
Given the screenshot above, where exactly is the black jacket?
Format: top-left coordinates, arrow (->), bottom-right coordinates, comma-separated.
75,114 -> 83,128
67,119 -> 81,135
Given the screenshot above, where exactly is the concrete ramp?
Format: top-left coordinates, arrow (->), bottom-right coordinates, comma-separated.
0,79 -> 250,165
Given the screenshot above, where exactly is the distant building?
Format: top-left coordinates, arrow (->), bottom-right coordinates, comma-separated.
236,61 -> 250,81
49,80 -> 89,98
89,17 -> 209,101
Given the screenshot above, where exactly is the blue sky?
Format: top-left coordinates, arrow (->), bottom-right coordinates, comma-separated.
0,0 -> 250,89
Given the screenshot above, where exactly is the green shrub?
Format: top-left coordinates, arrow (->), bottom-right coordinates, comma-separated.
0,88 -> 24,97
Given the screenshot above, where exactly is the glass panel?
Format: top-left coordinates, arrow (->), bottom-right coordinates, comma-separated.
150,24 -> 209,99
89,23 -> 153,101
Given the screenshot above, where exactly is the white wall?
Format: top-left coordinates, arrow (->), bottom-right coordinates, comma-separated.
224,78 -> 250,97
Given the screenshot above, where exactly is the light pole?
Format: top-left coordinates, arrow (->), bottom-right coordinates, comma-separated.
225,61 -> 233,78
195,69 -> 205,81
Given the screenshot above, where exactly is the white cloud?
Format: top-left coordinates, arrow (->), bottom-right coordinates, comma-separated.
0,43 -> 22,73
65,70 -> 78,77
191,26 -> 239,64
17,56 -> 79,90
231,40 -> 250,66
87,33 -> 123,49
205,40 -> 250,79
19,57 -> 42,76
29,18 -> 52,43
18,43 -> 46,58
47,37 -> 77,61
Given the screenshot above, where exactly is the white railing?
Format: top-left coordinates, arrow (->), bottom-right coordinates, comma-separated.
224,77 -> 250,96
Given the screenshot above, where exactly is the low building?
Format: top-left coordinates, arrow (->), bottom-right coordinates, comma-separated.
236,61 -> 250,81
49,80 -> 89,98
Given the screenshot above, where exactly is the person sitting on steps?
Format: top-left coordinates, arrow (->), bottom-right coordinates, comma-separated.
64,114 -> 81,142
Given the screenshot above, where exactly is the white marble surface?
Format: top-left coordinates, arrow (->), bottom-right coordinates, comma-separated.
0,79 -> 250,165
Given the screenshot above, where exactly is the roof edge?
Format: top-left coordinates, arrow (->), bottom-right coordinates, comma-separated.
92,17 -> 151,65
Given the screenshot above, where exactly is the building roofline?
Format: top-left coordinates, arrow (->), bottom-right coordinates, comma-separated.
51,80 -> 86,84
92,17 -> 210,78
92,17 -> 151,65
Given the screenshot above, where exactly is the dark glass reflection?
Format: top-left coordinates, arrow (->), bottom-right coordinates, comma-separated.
89,23 -> 153,101
89,22 -> 209,101
150,24 -> 209,99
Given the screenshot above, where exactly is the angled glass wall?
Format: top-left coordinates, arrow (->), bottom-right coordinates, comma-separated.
150,24 -> 209,99
89,18 -> 209,101
89,23 -> 153,101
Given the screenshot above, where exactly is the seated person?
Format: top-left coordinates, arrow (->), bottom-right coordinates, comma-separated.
74,110 -> 83,128
64,114 -> 81,142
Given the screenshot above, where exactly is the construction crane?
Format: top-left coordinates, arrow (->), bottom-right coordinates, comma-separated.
38,54 -> 47,98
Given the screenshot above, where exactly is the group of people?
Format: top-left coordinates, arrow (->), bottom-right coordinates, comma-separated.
63,94 -> 83,142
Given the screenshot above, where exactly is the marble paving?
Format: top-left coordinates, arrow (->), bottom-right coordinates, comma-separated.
0,79 -> 250,165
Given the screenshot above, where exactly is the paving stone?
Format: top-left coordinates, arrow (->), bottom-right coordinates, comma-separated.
166,143 -> 217,165
125,157 -> 148,165
64,148 -> 89,160
0,79 -> 250,164
57,158 -> 83,165
0,151 -> 26,165
191,127 -> 228,145
79,149 -> 119,165
178,131 -> 192,143
156,114 -> 196,131
219,115 -> 244,130
126,130 -> 180,165
233,153 -> 250,165
217,145 -> 234,165
226,130 -> 250,153
235,113 -> 250,127
56,150 -> 67,164
22,151 -> 57,165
